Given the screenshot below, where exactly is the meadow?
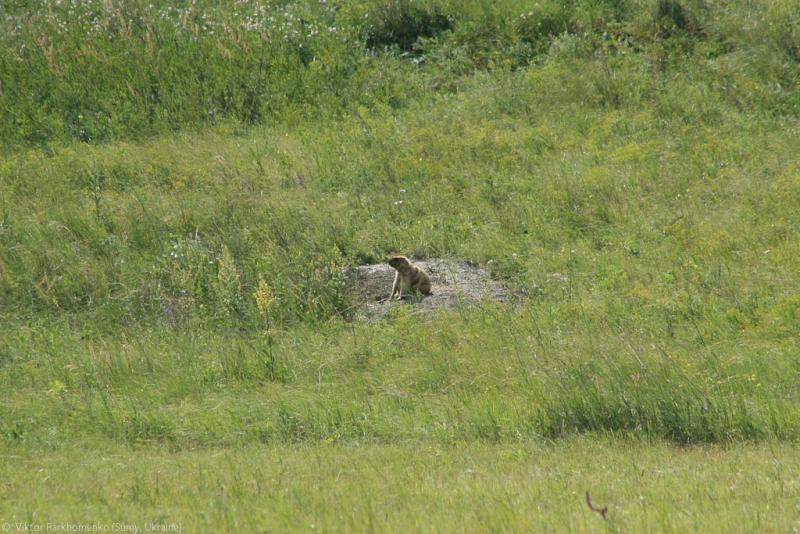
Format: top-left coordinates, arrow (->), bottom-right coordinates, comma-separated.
1,0 -> 800,531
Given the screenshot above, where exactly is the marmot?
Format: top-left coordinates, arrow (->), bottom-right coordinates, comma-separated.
388,256 -> 432,300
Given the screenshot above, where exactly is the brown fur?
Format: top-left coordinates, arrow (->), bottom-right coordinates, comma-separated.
388,256 -> 432,299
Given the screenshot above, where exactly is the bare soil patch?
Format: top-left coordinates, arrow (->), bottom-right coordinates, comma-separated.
345,258 -> 518,320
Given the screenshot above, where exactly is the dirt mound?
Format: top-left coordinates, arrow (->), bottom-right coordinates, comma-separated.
345,258 -> 518,320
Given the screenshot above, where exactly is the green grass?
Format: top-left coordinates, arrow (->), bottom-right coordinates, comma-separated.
2,437 -> 799,532
3,307 -> 800,449
2,0 -> 800,530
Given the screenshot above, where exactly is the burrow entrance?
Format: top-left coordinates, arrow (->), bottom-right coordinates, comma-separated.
345,258 -> 519,321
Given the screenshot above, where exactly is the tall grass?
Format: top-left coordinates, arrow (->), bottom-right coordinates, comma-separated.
3,297 -> 800,448
2,0 -> 797,148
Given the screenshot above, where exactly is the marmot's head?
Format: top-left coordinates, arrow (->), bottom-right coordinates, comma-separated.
388,255 -> 411,272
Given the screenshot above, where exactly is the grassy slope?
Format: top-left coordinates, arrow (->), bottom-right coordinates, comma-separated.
2,0 -> 800,531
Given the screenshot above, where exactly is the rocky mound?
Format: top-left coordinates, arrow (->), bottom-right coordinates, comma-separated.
345,258 -> 518,320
